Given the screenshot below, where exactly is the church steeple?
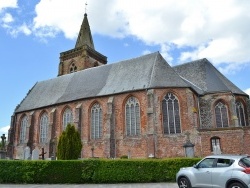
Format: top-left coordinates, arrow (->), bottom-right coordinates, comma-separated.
58,12 -> 107,77
75,13 -> 94,49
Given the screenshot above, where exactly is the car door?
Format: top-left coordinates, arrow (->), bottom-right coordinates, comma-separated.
212,158 -> 233,188
193,158 -> 214,187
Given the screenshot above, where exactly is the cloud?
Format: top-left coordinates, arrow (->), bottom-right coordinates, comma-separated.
9,23 -> 32,37
0,0 -> 17,11
33,0 -> 86,39
0,0 -> 17,34
0,1 -> 17,26
2,0 -> 250,73
244,88 -> 250,96
2,13 -> 14,23
142,50 -> 151,55
160,44 -> 174,65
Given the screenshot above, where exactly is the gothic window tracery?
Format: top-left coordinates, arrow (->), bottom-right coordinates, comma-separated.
94,61 -> 98,67
91,103 -> 102,139
162,93 -> 181,134
236,101 -> 246,126
69,63 -> 77,73
215,101 -> 229,128
20,116 -> 28,143
40,113 -> 49,143
63,108 -> 73,130
125,97 -> 141,136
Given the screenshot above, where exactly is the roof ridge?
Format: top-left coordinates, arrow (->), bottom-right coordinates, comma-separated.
111,51 -> 159,64
173,58 -> 208,68
148,52 -> 160,87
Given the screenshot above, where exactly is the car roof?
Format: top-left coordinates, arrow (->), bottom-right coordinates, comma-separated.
204,154 -> 249,160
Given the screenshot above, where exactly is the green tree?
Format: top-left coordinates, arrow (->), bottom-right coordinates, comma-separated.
57,123 -> 82,160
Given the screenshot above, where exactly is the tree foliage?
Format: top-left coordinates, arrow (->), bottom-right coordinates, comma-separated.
57,124 -> 82,160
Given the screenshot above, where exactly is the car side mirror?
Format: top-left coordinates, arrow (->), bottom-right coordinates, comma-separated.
193,164 -> 198,168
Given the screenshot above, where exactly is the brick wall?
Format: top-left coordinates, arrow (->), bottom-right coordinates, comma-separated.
10,89 -> 250,159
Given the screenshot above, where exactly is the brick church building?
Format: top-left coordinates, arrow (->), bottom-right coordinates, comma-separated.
7,13 -> 250,159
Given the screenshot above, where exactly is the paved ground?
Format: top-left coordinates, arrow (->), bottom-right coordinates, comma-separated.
0,183 -> 178,188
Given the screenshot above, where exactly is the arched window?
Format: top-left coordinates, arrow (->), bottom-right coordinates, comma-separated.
211,136 -> 221,153
236,101 -> 246,126
91,103 -> 102,139
69,63 -> 77,73
63,108 -> 73,130
94,62 -> 98,67
40,113 -> 49,143
215,101 -> 229,128
20,116 -> 28,143
162,93 -> 181,134
125,97 -> 141,136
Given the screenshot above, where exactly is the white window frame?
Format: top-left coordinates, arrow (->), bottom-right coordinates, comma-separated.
162,93 -> 181,134
91,103 -> 102,139
63,108 -> 73,130
40,113 -> 49,143
20,116 -> 28,143
125,97 -> 141,136
215,102 -> 229,128
236,101 -> 246,126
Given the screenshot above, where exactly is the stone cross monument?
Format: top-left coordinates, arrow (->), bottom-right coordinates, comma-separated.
39,147 -> 47,160
0,134 -> 7,159
1,134 -> 6,150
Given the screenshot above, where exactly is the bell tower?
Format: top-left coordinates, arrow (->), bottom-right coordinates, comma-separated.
58,13 -> 107,76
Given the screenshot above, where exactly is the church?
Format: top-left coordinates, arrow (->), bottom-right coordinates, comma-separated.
7,13 -> 250,159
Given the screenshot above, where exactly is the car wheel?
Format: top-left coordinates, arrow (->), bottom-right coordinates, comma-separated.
228,182 -> 244,188
178,177 -> 192,188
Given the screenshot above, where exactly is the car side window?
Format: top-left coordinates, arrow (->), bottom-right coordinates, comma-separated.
239,157 -> 250,167
216,158 -> 233,167
198,158 -> 214,168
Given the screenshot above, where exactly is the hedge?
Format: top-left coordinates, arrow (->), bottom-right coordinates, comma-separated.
0,158 -> 201,184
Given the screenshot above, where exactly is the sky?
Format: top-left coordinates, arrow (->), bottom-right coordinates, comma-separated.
1,0 -> 250,137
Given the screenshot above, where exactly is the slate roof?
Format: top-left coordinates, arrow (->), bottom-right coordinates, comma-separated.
75,13 -> 94,49
15,52 -> 189,113
173,58 -> 247,96
15,53 -> 247,113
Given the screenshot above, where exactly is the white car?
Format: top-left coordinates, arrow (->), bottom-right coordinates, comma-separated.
176,155 -> 250,188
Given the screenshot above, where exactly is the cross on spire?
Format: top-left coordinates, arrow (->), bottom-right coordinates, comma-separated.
85,1 -> 88,14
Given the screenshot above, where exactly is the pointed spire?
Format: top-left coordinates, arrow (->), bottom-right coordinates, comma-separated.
75,13 -> 95,49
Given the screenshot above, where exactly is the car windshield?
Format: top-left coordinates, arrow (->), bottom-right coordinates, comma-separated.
239,157 -> 250,167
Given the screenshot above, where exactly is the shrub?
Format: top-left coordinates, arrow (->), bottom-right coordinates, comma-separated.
120,155 -> 128,159
57,124 -> 82,160
0,158 -> 201,184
